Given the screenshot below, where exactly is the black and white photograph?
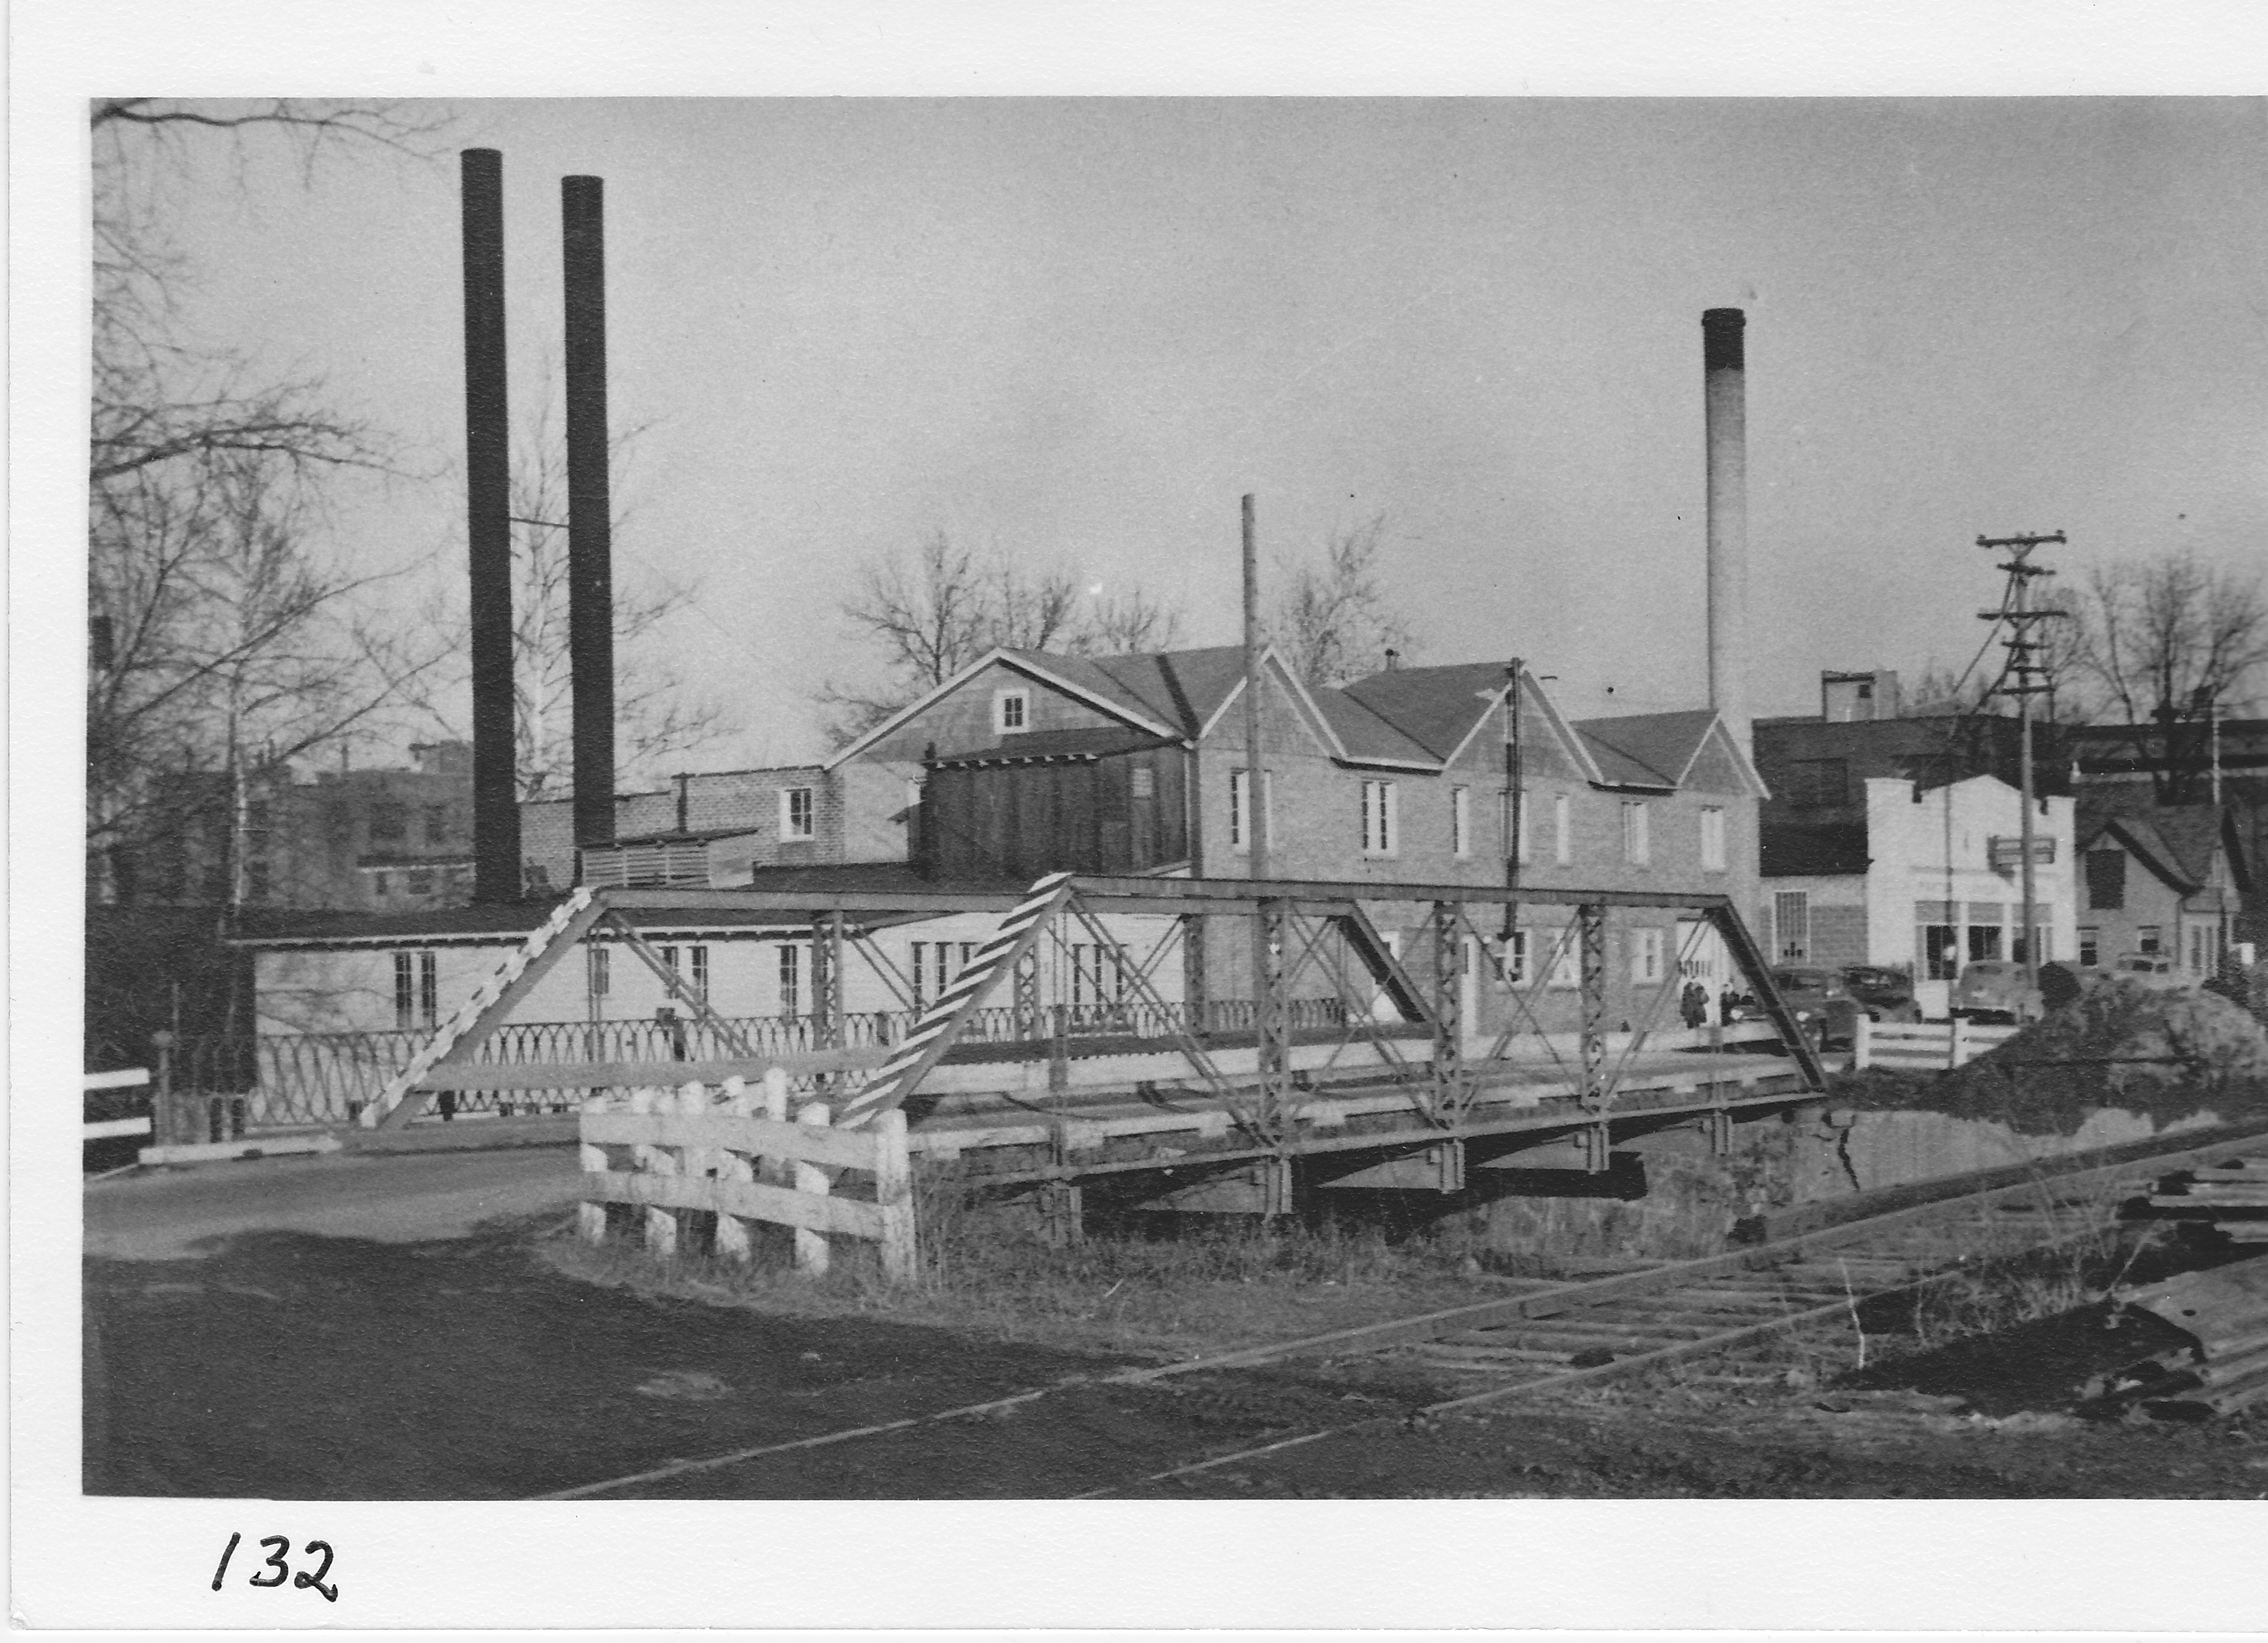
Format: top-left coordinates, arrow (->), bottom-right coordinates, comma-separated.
18,2 -> 2268,1631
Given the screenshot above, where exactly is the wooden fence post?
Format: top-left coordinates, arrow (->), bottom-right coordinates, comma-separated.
1851,1011 -> 1872,1070
875,1108 -> 917,1284
715,1075 -> 755,1261
631,1087 -> 680,1256
795,1101 -> 833,1276
150,1030 -> 176,1145
578,1090 -> 611,1243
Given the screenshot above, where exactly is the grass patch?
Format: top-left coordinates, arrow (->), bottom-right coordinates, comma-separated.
540,1179 -> 1553,1363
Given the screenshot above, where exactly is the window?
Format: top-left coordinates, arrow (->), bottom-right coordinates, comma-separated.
2137,926 -> 2162,955
1967,924 -> 2002,962
586,945 -> 611,998
1631,927 -> 1666,986
1621,801 -> 1650,866
1131,766 -> 1155,800
1553,793 -> 1571,864
781,786 -> 815,840
994,689 -> 1030,734
2079,926 -> 2100,967
407,867 -> 434,896
1450,787 -> 1471,858
912,940 -> 982,1007
1512,789 -> 1532,864
1361,781 -> 1399,856
424,804 -> 449,844
369,801 -> 407,842
1498,928 -> 1531,986
1920,925 -> 1959,981
371,871 -> 390,898
778,943 -> 801,1014
690,945 -> 709,1000
1700,806 -> 1726,872
2086,849 -> 2127,911
394,950 -> 438,1029
1547,925 -> 1580,988
1229,769 -> 1270,853
1772,891 -> 1810,962
1069,943 -> 1128,1012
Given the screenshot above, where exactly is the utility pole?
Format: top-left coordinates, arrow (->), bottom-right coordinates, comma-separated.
1502,657 -> 1524,925
1978,531 -> 2067,993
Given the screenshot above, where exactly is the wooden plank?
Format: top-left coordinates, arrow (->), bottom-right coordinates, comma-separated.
417,1049 -> 887,1090
82,1068 -> 151,1092
588,1169 -> 887,1240
796,1102 -> 834,1275
873,1109 -> 917,1284
83,1116 -> 153,1140
582,1109 -> 881,1170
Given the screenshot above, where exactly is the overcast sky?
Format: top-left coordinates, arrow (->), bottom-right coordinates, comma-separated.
150,97 -> 2267,771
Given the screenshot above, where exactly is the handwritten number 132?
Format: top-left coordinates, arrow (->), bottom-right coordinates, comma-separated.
210,1532 -> 338,1602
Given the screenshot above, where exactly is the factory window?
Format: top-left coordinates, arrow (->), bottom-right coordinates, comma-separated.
394,950 -> 438,1030
1700,807 -> 1727,872
1772,891 -> 1810,962
778,943 -> 801,1015
1229,769 -> 1271,853
1069,943 -> 1129,1013
2079,926 -> 2100,967
1553,793 -> 1571,864
781,786 -> 815,840
1621,801 -> 1650,866
1450,787 -> 1471,858
2086,849 -> 2126,911
1361,781 -> 1399,857
369,801 -> 407,842
994,688 -> 1030,735
1631,927 -> 1666,986
424,804 -> 449,844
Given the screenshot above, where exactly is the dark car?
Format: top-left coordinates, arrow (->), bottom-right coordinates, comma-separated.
1764,965 -> 1860,1048
1953,959 -> 2045,1024
1841,964 -> 1920,1024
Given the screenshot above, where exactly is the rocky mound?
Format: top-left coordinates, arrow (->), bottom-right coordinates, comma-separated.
1834,978 -> 2268,1136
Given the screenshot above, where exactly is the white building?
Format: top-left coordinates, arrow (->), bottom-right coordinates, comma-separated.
1758,773 -> 2077,984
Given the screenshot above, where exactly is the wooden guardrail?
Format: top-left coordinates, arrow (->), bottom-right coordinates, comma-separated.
83,1067 -> 152,1141
578,1069 -> 916,1282
1851,1015 -> 2021,1073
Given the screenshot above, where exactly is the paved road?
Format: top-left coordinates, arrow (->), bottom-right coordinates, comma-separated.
83,1147 -> 1371,1499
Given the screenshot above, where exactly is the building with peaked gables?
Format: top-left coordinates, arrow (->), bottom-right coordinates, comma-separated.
2073,799 -> 2250,976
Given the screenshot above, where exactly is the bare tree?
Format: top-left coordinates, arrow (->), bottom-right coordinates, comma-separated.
818,531 -> 1186,746
87,99 -> 454,902
2064,551 -> 2268,801
1271,514 -> 1418,689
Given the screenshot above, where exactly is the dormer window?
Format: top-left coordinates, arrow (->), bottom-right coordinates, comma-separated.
994,689 -> 1031,735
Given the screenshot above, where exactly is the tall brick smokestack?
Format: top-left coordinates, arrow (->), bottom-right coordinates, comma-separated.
462,149 -> 521,901
1703,307 -> 1749,753
563,175 -> 616,852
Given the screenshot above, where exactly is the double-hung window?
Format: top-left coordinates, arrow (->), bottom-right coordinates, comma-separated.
393,950 -> 439,1030
1361,781 -> 1399,857
1230,768 -> 1270,853
1699,806 -> 1726,872
781,786 -> 816,840
1631,927 -> 1666,985
1621,801 -> 1651,866
1450,787 -> 1471,858
1553,794 -> 1571,864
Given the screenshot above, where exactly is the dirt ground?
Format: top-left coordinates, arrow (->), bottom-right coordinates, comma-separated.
83,1184 -> 2268,1500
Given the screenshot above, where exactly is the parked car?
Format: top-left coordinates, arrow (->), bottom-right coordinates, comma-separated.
1841,964 -> 1920,1024
2106,952 -> 2190,993
1764,965 -> 1860,1048
1952,959 -> 2044,1024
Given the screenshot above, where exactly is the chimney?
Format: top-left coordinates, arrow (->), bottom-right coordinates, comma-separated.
1702,308 -> 1749,753
564,175 -> 616,853
462,149 -> 521,901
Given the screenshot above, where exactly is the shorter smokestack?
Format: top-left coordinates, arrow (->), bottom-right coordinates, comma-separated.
1703,308 -> 1749,753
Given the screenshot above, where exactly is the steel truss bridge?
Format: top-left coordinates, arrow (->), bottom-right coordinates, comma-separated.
369,872 -> 1828,1223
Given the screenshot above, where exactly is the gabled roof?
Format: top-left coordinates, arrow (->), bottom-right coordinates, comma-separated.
1314,689 -> 1440,767
824,645 -> 1186,769
2078,805 -> 2248,897
1574,710 -> 1721,790
1339,662 -> 1511,760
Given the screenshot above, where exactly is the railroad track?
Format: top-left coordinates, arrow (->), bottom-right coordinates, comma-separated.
537,1121 -> 2268,1501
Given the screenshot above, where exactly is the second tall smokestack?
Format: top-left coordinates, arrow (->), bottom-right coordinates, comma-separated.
1702,307 -> 1748,753
564,175 -> 616,852
462,148 -> 520,901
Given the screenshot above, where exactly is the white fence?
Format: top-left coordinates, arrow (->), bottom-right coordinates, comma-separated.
579,1068 -> 917,1282
1851,1015 -> 2020,1073
82,1068 -> 151,1142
